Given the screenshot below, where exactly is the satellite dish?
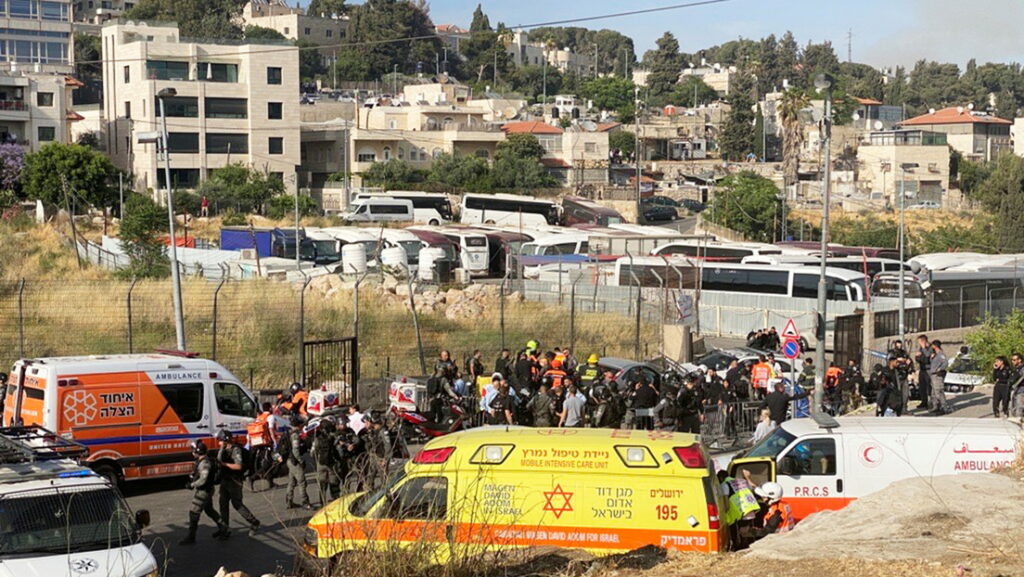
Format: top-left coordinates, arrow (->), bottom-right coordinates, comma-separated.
494,110 -> 505,119
852,112 -> 861,121
580,120 -> 598,132
967,102 -> 975,110
957,106 -> 964,114
436,73 -> 450,84
504,106 -> 519,120
873,120 -> 884,130
928,108 -> 936,114
811,108 -> 824,122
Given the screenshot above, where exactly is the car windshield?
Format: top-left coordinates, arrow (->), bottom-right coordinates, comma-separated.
349,469 -> 407,517
949,357 -> 978,374
745,427 -> 797,459
0,486 -> 140,556
698,351 -> 738,372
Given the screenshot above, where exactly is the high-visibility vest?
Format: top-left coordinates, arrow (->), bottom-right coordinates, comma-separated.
722,476 -> 761,524
544,369 -> 568,389
247,412 -> 273,447
766,501 -> 795,533
825,367 -> 843,388
579,365 -> 600,386
752,364 -> 771,388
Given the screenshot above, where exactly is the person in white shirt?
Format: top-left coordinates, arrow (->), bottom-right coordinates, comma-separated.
750,409 -> 777,445
347,404 -> 365,434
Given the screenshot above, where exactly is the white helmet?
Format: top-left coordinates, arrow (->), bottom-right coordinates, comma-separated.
756,482 -> 784,503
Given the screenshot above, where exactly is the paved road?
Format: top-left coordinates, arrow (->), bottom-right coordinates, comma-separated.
125,472 -> 320,577
664,216 -> 698,235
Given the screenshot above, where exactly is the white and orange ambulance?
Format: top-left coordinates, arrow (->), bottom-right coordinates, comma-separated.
2,353 -> 259,484
728,415 -> 1022,521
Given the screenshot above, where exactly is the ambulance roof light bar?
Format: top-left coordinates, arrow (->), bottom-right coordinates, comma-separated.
812,413 -> 841,431
0,426 -> 89,464
154,349 -> 201,358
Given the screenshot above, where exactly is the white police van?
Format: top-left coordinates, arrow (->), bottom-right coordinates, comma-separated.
0,426 -> 158,577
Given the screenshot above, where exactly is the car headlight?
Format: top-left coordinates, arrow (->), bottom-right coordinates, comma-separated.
142,570 -> 160,577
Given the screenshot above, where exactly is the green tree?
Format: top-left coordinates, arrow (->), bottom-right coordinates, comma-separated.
718,72 -> 757,161
334,0 -> 441,81
126,0 -> 244,39
958,157 -> 992,197
608,130 -> 634,158
195,163 -> 283,214
966,310 -> 1024,375
778,88 -> 809,186
509,65 -> 562,102
527,26 -> 635,77
830,216 -> 898,248
307,0 -> 346,17
643,32 -> 683,107
361,159 -> 422,188
243,25 -> 286,41
459,5 -> 512,85
297,39 -> 326,82
22,143 -> 117,209
74,33 -> 101,81
668,76 -> 718,107
706,171 -> 781,242
973,152 -> 1024,252
491,133 -> 556,190
428,153 -> 489,190
579,76 -> 635,118
911,218 -> 996,255
118,194 -> 170,279
266,193 -> 319,219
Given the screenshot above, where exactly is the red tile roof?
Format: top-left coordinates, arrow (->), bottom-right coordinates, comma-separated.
854,97 -> 882,106
596,122 -> 621,132
66,110 -> 84,121
899,106 -> 1012,126
436,24 -> 468,34
540,158 -> 571,168
501,121 -> 563,135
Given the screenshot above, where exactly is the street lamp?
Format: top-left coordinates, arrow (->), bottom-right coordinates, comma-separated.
635,86 -> 642,224
157,86 -> 186,352
898,162 -> 919,341
813,73 -> 833,414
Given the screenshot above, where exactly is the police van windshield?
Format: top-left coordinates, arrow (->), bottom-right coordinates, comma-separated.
0,486 -> 140,556
348,469 -> 407,517
745,427 -> 797,459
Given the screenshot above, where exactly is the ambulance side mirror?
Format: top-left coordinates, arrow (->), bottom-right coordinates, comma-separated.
135,509 -> 151,528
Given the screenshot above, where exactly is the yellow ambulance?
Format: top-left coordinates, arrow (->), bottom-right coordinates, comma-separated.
299,427 -> 727,572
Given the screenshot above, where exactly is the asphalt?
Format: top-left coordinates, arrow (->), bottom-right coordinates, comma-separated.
124,472 -> 319,577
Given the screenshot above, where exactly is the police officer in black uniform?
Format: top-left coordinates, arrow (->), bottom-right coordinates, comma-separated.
180,440 -> 227,545
284,416 -> 313,510
312,416 -> 341,505
216,429 -> 260,538
676,376 -> 704,434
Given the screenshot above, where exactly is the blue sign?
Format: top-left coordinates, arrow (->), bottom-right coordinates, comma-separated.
783,338 -> 801,360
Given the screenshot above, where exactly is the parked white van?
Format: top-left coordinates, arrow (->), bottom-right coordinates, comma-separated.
343,198 -> 414,222
729,415 -> 1022,522
0,426 -> 159,577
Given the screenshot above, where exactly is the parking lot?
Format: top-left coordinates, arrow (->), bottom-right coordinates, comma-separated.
125,475 -> 319,577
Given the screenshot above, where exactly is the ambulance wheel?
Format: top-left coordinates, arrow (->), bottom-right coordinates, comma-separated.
429,219 -> 441,225
93,462 -> 123,487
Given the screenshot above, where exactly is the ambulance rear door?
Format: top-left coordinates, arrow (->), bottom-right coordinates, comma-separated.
774,433 -> 847,520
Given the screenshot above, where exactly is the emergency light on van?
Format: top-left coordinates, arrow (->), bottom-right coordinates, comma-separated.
414,446 -> 455,464
674,444 -> 706,468
469,444 -> 514,464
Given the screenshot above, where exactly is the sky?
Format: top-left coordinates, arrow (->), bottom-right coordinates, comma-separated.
410,0 -> 1024,69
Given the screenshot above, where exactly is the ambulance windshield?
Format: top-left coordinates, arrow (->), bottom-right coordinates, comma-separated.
0,486 -> 140,555
745,428 -> 797,459
349,469 -> 407,517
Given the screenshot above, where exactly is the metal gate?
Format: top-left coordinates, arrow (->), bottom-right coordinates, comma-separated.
833,312 -> 864,368
303,337 -> 358,404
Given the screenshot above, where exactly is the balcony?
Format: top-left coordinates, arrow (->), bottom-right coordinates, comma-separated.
0,100 -> 28,112
420,121 -> 503,133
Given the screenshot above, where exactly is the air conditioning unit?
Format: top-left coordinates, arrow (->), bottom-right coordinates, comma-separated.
240,249 -> 257,260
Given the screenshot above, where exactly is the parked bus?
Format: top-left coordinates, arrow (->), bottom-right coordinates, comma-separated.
612,257 -> 867,301
651,239 -> 788,261
410,226 -> 490,276
316,227 -> 383,266
463,228 -> 531,277
777,241 -> 900,260
741,255 -> 909,277
406,228 -> 459,263
560,196 -> 626,226
460,193 -> 559,227
377,228 -> 423,271
350,191 -> 453,225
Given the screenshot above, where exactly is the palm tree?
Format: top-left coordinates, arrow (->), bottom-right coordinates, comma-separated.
778,88 -> 810,188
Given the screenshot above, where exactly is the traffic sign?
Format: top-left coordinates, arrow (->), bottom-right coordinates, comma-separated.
782,338 -> 801,360
781,318 -> 801,339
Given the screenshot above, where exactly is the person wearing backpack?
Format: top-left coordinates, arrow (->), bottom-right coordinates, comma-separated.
180,440 -> 228,545
284,416 -> 313,510
215,430 -> 260,538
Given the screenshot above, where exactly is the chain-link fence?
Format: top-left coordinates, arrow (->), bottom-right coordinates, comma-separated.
0,278 -> 663,394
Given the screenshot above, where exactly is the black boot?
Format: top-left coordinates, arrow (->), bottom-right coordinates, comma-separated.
179,512 -> 200,545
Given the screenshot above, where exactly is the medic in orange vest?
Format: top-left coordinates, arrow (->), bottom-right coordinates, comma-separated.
751,356 -> 773,397
281,382 -> 309,416
753,481 -> 794,536
543,358 -> 570,390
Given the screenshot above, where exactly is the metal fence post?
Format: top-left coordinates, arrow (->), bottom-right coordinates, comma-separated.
17,279 -> 25,359
126,278 -> 139,353
570,277 -> 577,353
211,277 -> 226,360
500,270 -> 509,351
403,264 -> 427,374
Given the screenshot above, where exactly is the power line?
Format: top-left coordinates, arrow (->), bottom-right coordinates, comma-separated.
75,0 -> 738,66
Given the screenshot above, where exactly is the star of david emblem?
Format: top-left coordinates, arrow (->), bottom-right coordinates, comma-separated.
542,484 -> 574,519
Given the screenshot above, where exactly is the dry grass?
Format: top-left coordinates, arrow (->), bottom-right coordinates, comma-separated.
790,208 -> 980,234
0,217 -> 111,281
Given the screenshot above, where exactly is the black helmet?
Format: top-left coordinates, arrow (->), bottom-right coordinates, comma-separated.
290,415 -> 304,428
365,411 -> 384,425
215,429 -> 233,443
319,417 -> 336,434
190,439 -> 208,455
0,372 -> 7,384
290,382 -> 303,394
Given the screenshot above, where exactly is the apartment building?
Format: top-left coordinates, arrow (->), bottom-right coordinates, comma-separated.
101,21 -> 301,196
242,0 -> 346,64
898,106 -> 1011,162
856,129 -> 951,206
0,70 -> 80,150
1,0 -> 73,73
501,120 -> 610,186
504,30 -> 593,76
679,64 -> 736,96
73,0 -> 134,28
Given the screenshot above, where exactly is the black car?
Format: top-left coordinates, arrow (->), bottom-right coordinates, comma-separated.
681,199 -> 705,213
640,201 -> 677,222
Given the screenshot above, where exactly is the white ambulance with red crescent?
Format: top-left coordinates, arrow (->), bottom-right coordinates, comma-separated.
729,416 -> 1022,521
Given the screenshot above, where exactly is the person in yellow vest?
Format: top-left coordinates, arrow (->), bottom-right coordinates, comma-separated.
578,354 -> 602,391
716,470 -> 761,547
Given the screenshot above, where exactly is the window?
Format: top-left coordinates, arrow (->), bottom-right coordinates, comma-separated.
432,147 -> 442,158
214,382 -> 255,417
267,66 -> 282,85
207,133 -> 248,154
161,96 -> 198,117
37,92 -> 53,107
474,149 -> 489,159
357,148 -> 375,163
408,148 -> 417,161
123,101 -> 130,118
166,132 -> 199,153
156,382 -> 204,422
791,274 -> 818,299
303,27 -> 311,35
197,62 -> 238,83
370,203 -> 411,215
267,101 -> 282,119
204,97 -> 247,119
157,168 -> 201,188
10,0 -> 36,17
701,267 -> 788,295
268,137 -> 283,155
123,65 -> 129,83
41,1 -> 68,20
146,60 -> 189,80
382,146 -> 391,161
326,29 -> 333,38
283,27 -> 289,35
780,438 -> 836,476
376,476 -> 447,520
37,126 -> 55,141
585,142 -> 597,153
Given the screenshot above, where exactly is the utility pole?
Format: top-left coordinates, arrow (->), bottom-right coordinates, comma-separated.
813,74 -> 833,414
158,87 -> 186,352
634,86 -> 642,224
